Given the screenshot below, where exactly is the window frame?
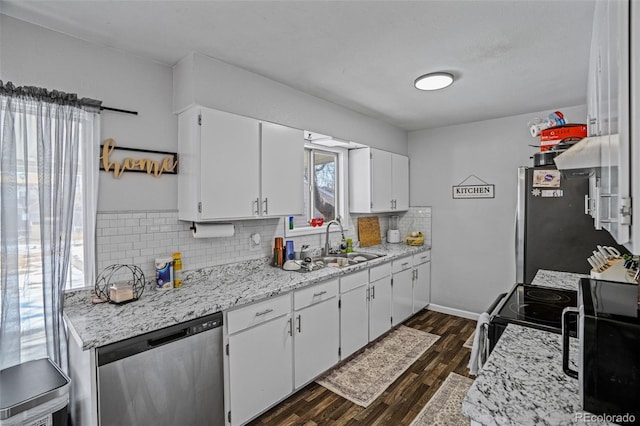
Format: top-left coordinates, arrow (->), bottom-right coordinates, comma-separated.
284,143 -> 349,237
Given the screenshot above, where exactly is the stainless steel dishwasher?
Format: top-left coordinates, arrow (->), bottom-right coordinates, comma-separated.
96,312 -> 224,426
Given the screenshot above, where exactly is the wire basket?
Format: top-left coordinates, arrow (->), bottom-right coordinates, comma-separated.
95,264 -> 146,304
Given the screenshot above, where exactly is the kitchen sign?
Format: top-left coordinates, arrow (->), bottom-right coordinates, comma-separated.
100,138 -> 178,178
452,174 -> 495,199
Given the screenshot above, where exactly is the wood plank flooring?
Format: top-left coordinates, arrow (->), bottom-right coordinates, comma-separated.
248,310 -> 476,426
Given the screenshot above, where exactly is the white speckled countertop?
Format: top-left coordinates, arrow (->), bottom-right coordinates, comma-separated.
529,269 -> 589,291
64,243 -> 429,350
463,270 -> 615,426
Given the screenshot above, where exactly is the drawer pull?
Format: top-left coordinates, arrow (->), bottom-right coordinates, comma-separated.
255,308 -> 274,317
313,290 -> 328,297
401,262 -> 410,267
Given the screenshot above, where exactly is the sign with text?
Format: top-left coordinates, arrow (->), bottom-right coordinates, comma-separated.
452,184 -> 495,199
100,138 -> 178,178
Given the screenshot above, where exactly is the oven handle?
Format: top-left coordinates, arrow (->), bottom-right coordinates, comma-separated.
487,292 -> 508,316
562,307 -> 579,379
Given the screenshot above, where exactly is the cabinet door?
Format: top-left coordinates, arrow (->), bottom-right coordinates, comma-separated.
391,154 -> 409,211
597,0 -> 631,245
228,315 -> 293,426
261,122 -> 304,217
200,108 -> 260,219
369,276 -> 392,341
340,285 -> 369,360
370,149 -> 393,212
413,262 -> 431,313
294,298 -> 339,389
392,268 -> 413,326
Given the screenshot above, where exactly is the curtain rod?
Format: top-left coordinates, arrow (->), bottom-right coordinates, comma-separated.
100,106 -> 138,115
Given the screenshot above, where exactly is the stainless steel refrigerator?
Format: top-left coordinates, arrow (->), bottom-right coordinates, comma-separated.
516,166 -> 627,283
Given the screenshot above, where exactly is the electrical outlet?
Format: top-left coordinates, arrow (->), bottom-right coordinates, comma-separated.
249,233 -> 262,251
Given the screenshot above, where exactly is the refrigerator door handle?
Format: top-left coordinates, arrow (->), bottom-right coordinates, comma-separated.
515,167 -> 527,283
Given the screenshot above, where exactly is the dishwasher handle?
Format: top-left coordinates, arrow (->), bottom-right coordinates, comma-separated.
148,329 -> 188,348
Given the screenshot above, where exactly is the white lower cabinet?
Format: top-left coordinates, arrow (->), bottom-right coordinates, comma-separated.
412,251 -> 431,313
392,256 -> 414,326
293,279 -> 340,389
369,263 -> 392,341
226,295 -> 293,426
224,252 -> 431,425
225,280 -> 339,425
339,270 -> 370,360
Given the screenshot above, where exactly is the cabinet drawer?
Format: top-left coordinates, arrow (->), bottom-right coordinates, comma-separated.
369,262 -> 391,282
340,270 -> 369,293
294,278 -> 338,311
392,256 -> 413,274
413,250 -> 431,266
227,294 -> 291,335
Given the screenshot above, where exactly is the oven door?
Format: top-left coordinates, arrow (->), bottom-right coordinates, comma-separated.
486,292 -> 509,353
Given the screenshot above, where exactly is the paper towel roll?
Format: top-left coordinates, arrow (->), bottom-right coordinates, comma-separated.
191,223 -> 235,238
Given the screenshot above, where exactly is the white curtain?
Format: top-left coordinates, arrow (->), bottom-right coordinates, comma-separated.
0,82 -> 100,371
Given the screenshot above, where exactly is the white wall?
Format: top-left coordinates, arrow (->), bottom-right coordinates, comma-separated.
408,104 -> 587,315
0,14 -> 177,212
1,16 -> 407,213
174,52 -> 407,153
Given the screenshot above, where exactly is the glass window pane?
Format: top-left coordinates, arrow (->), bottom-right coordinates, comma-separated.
313,151 -> 336,221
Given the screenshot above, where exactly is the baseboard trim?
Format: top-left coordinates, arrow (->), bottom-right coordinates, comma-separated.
427,304 -> 480,321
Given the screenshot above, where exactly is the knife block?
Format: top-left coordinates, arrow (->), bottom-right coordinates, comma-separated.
590,259 -> 634,283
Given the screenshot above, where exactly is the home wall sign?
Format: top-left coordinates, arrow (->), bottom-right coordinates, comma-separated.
100,138 -> 178,178
452,174 -> 495,199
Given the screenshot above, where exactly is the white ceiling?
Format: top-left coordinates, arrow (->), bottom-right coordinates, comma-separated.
0,0 -> 595,132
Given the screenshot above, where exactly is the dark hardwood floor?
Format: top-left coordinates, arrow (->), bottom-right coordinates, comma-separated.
248,310 -> 476,426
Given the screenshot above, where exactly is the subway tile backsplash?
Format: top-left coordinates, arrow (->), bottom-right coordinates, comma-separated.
95,207 -> 431,281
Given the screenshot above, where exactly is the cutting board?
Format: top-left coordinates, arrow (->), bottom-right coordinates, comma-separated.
358,216 -> 381,247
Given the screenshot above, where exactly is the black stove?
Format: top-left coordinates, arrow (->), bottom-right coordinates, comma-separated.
488,283 -> 577,352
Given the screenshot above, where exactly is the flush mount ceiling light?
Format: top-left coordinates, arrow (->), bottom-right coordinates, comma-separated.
414,72 -> 454,91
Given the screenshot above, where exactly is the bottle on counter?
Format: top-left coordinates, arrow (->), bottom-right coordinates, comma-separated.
273,237 -> 284,266
346,238 -> 353,253
173,252 -> 183,288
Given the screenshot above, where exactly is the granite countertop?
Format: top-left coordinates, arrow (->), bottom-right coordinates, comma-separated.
462,270 -> 614,426
461,324 -> 616,426
64,243 -> 429,350
529,269 -> 589,291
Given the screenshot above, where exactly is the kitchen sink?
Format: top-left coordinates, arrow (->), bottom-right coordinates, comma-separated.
302,251 -> 385,270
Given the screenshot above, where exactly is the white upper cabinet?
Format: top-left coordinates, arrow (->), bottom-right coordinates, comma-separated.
178,106 -> 304,221
584,0 -> 637,251
349,147 -> 409,213
391,153 -> 409,211
260,121 -> 304,217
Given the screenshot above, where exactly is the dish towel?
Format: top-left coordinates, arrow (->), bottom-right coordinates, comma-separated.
468,312 -> 490,376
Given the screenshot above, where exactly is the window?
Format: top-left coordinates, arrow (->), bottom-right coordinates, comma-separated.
1,90 -> 99,369
12,115 -> 88,291
286,144 -> 348,236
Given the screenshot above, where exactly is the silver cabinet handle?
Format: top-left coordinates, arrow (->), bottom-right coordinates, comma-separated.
296,315 -> 301,333
288,317 -> 293,336
401,262 -> 410,267
313,290 -> 327,297
263,197 -> 268,215
371,285 -> 375,300
253,198 -> 260,216
255,308 -> 273,316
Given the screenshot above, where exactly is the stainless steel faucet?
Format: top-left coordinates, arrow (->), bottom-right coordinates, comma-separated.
324,217 -> 345,255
